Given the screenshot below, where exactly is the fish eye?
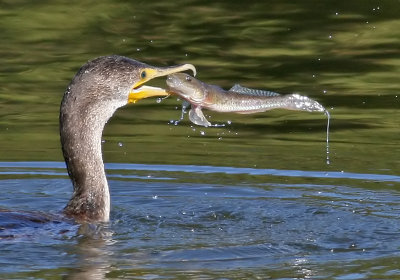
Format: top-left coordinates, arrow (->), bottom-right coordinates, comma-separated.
185,76 -> 192,82
141,71 -> 146,79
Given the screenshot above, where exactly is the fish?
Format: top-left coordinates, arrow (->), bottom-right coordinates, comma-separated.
166,73 -> 331,164
166,73 -> 326,127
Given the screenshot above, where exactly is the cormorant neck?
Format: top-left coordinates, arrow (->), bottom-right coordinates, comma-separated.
60,86 -> 125,223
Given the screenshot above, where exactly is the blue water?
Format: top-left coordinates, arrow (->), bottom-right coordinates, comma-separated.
2,161 -> 399,181
1,0 -> 399,278
1,162 -> 400,278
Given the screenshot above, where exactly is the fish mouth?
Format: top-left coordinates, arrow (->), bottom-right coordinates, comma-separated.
165,73 -> 191,95
128,64 -> 196,103
165,74 -> 179,92
166,73 -> 206,105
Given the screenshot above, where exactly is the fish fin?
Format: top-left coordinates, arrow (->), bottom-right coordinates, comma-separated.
189,106 -> 211,127
229,84 -> 281,97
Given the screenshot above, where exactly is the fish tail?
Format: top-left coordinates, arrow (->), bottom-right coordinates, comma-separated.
286,94 -> 326,112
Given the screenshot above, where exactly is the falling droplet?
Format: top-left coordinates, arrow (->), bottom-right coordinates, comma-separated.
325,110 -> 331,165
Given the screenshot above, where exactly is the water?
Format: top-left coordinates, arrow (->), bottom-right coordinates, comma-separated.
1,162 -> 400,279
1,0 -> 399,279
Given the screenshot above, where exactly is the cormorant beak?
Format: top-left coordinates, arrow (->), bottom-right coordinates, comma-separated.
128,63 -> 196,103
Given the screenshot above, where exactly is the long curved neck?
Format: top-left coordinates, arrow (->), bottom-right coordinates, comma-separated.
60,87 -> 122,222
60,111 -> 110,222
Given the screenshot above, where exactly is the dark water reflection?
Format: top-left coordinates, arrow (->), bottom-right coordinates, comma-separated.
0,0 -> 399,279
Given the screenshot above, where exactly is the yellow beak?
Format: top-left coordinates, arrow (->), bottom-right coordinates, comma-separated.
128,63 -> 196,103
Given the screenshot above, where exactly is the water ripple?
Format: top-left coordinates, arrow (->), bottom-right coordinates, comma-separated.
0,161 -> 398,182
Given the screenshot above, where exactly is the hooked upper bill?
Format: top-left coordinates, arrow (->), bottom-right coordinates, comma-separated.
128,63 -> 196,103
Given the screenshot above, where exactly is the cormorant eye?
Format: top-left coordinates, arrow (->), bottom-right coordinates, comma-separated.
185,76 -> 192,82
141,71 -> 146,79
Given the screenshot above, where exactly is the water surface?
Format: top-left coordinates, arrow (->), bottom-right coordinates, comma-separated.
0,0 -> 399,279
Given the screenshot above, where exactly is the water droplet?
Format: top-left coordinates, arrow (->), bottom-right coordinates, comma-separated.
118,142 -> 123,147
200,131 -> 205,135
324,110 -> 331,165
156,98 -> 162,103
227,120 -> 232,125
152,195 -> 158,199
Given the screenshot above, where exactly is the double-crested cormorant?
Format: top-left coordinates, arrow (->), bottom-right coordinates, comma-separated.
60,55 -> 196,223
